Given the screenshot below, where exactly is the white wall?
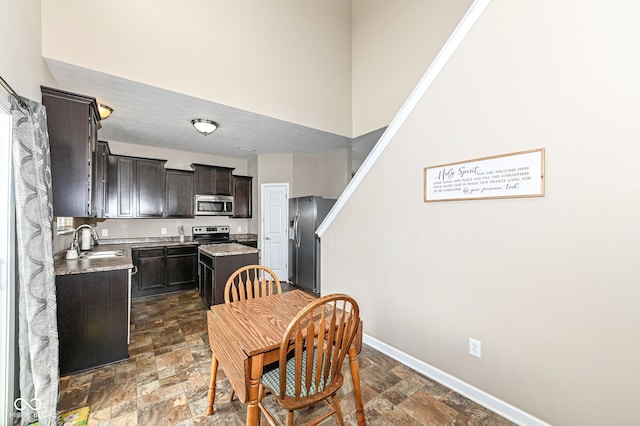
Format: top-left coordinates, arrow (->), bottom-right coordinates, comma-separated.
322,1 -> 640,424
351,0 -> 472,136
0,0 -> 56,422
292,154 -> 320,198
0,0 -> 55,99
319,149 -> 350,199
41,0 -> 353,136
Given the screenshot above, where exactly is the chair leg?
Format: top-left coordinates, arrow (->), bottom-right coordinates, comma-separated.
331,393 -> 345,426
206,355 -> 218,415
230,389 -> 235,402
286,410 -> 294,426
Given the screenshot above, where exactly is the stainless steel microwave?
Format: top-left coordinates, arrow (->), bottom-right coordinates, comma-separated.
194,194 -> 233,216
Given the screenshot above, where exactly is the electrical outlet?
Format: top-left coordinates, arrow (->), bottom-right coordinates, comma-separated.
101,229 -> 108,237
237,226 -> 242,232
161,227 -> 167,235
469,338 -> 482,358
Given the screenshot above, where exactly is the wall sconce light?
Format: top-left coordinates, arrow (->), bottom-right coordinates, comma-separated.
98,104 -> 113,120
191,119 -> 218,136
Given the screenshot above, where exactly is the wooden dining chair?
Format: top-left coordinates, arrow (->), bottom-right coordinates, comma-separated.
257,294 -> 360,426
222,264 -> 282,402
224,264 -> 282,303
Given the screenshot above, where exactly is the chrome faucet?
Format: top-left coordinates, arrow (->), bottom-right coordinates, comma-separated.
67,224 -> 100,258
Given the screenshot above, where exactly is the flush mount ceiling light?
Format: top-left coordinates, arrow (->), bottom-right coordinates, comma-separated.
237,146 -> 255,152
191,119 -> 218,136
97,103 -> 113,120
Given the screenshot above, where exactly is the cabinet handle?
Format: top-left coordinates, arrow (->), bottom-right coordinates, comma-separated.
131,265 -> 139,275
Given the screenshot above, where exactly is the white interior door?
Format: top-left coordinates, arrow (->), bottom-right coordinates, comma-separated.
261,184 -> 289,280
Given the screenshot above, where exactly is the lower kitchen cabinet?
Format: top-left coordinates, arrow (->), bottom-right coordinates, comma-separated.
198,251 -> 259,307
237,240 -> 258,248
132,244 -> 197,297
134,247 -> 166,293
56,269 -> 130,376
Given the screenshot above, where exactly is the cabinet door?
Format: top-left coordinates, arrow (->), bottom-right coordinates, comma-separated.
165,169 -> 194,217
107,156 -> 135,218
213,167 -> 233,195
232,175 -> 252,218
42,86 -> 99,217
167,246 -> 197,288
199,252 -> 214,307
56,270 -> 129,375
136,159 -> 165,217
192,164 -> 235,195
194,166 -> 215,195
134,248 -> 166,293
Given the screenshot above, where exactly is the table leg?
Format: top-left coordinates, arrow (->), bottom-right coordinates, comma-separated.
348,345 -> 366,425
246,353 -> 264,426
206,354 -> 218,415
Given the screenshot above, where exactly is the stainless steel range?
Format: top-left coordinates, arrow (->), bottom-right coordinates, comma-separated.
192,226 -> 235,245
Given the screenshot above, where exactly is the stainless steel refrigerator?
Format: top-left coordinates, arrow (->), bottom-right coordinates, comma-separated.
289,196 -> 336,294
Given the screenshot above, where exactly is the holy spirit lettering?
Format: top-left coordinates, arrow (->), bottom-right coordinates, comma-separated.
425,149 -> 544,201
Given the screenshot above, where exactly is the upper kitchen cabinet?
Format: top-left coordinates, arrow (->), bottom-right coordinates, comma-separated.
41,86 -> 100,217
165,169 -> 195,218
107,155 -> 166,218
191,164 -> 235,195
232,175 -> 253,218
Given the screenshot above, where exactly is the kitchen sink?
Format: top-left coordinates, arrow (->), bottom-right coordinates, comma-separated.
79,250 -> 124,259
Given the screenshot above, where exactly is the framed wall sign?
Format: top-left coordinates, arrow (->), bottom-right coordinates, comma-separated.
423,148 -> 545,202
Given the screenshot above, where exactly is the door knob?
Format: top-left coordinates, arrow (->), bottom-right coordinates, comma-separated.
265,236 -> 271,240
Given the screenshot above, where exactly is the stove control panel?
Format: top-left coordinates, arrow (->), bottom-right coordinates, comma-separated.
192,225 -> 230,235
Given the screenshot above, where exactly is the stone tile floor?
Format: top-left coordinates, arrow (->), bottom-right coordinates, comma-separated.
57,288 -> 516,425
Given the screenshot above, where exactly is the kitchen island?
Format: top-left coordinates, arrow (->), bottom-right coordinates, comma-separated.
198,243 -> 260,307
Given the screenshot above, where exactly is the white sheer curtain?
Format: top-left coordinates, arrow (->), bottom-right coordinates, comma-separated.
11,96 -> 59,426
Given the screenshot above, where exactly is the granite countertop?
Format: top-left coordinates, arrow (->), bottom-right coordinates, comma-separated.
97,237 -> 199,247
54,245 -> 134,276
199,242 -> 259,257
54,238 -> 198,276
54,236 -> 257,275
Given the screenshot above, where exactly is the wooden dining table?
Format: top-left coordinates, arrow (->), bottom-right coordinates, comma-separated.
206,289 -> 366,425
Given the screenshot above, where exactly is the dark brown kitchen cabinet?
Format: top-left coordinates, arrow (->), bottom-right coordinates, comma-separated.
56,269 -> 129,375
132,244 -> 197,298
167,246 -> 198,287
191,164 -> 235,195
133,247 -> 166,294
232,175 -> 252,218
41,86 -> 100,217
238,240 -> 258,248
137,158 -> 166,217
165,169 -> 195,217
198,250 -> 259,307
107,155 -> 166,218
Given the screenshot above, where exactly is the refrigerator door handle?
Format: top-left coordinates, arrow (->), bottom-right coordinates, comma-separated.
294,213 -> 301,248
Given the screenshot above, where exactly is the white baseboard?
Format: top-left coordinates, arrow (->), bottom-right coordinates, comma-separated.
362,334 -> 551,426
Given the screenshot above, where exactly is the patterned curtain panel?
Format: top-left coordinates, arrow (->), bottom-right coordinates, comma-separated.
11,97 -> 59,426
